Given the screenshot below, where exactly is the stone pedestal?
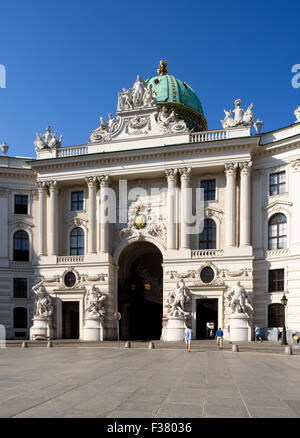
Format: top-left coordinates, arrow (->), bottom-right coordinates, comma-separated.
229,313 -> 250,342
83,317 -> 104,341
163,317 -> 185,342
30,317 -> 53,340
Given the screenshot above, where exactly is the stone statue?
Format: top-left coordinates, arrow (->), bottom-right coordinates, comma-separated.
118,88 -> 133,110
254,118 -> 264,134
157,106 -> 177,127
221,99 -> 255,129
90,113 -> 119,142
132,75 -> 147,106
32,279 -> 53,318
85,284 -> 106,320
165,279 -> 190,318
34,126 -> 62,150
143,84 -> 157,106
242,103 -> 255,125
226,281 -> 253,317
294,105 -> 300,123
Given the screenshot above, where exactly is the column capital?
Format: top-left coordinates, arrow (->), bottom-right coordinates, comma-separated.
224,162 -> 238,177
165,168 -> 178,181
179,167 -> 192,181
98,175 -> 111,187
36,181 -> 47,191
85,176 -> 98,187
239,161 -> 252,176
48,179 -> 59,191
291,159 -> 300,173
0,188 -> 10,197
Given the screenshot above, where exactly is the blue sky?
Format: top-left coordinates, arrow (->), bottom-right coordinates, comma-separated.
0,0 -> 299,157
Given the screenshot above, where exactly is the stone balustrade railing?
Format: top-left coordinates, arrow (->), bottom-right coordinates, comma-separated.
57,145 -> 88,157
190,130 -> 227,143
57,256 -> 85,264
191,249 -> 224,258
265,248 -> 290,258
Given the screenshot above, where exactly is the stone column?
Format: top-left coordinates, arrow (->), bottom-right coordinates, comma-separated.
37,182 -> 47,256
86,176 -> 98,254
239,161 -> 252,246
48,180 -> 58,256
179,167 -> 191,250
224,163 -> 238,247
165,169 -> 178,250
98,175 -> 110,253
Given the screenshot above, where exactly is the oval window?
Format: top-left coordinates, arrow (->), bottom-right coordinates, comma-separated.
200,267 -> 215,284
64,272 -> 76,288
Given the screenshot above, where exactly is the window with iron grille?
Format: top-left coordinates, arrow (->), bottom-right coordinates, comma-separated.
13,278 -> 27,298
201,179 -> 216,201
269,171 -> 286,196
14,195 -> 28,214
71,191 -> 84,211
268,269 -> 284,292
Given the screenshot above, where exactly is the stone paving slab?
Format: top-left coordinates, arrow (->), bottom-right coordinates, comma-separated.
0,347 -> 300,418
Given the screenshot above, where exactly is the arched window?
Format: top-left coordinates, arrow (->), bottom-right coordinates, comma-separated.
268,303 -> 284,327
199,219 -> 216,249
13,230 -> 29,261
13,307 -> 27,328
268,213 -> 287,250
70,227 -> 84,255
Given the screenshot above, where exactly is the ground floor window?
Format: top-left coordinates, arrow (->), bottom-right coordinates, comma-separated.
13,307 -> 27,328
268,303 -> 284,327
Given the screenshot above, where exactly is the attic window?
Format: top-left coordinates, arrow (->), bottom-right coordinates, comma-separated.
154,78 -> 160,84
183,82 -> 189,89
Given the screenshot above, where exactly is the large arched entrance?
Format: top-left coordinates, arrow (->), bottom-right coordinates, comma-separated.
118,241 -> 163,340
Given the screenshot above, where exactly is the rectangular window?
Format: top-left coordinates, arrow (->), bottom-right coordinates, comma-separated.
71,191 -> 84,211
13,278 -> 27,298
269,171 -> 286,196
14,195 -> 28,214
201,179 -> 216,201
268,269 -> 284,292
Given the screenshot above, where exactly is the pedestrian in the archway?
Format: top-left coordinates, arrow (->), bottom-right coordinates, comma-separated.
215,327 -> 223,350
184,325 -> 192,352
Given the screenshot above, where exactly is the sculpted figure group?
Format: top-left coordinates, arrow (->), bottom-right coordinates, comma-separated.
32,279 -> 53,319
117,75 -> 157,110
226,281 -> 253,317
34,126 -> 62,150
84,284 -> 106,321
165,279 -> 190,318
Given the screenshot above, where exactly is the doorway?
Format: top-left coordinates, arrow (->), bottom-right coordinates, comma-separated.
62,301 -> 79,339
118,241 -> 163,340
196,298 -> 218,339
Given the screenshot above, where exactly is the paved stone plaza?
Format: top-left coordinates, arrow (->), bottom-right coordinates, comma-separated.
0,344 -> 300,418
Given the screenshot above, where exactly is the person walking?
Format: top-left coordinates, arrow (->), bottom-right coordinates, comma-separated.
184,325 -> 192,352
215,327 -> 223,350
254,325 -> 263,342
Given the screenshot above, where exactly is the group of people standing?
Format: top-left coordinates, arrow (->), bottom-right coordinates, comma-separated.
183,325 -> 263,352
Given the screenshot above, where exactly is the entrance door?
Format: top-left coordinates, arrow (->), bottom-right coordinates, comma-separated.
62,301 -> 79,339
196,298 -> 218,339
118,241 -> 163,341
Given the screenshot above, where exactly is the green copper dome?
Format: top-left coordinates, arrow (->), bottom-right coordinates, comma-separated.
145,61 -> 207,131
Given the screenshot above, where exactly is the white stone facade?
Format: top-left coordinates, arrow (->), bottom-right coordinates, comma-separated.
1,74 -> 300,341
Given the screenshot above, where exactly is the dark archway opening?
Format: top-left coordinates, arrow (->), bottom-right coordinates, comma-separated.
118,241 -> 163,340
196,298 -> 218,339
62,301 -> 79,339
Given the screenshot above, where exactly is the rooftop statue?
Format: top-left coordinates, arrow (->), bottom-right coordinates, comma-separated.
221,99 -> 256,129
34,126 -> 62,150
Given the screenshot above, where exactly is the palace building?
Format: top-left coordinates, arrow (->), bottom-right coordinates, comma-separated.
1,61 -> 300,341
